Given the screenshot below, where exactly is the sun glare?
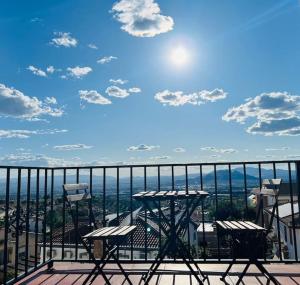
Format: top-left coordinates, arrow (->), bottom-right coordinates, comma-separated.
170,46 -> 189,66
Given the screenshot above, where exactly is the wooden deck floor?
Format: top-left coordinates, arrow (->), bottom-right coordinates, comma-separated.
15,262 -> 300,285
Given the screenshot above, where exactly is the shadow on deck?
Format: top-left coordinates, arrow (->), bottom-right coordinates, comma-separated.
15,262 -> 300,285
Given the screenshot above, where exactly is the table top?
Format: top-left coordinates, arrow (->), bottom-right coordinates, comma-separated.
215,220 -> 265,232
133,190 -> 208,201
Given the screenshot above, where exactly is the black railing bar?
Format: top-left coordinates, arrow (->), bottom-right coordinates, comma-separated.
273,162 -> 283,261
243,163 -> 248,218
50,169 -> 54,260
75,168 -> 79,261
214,165 -> 220,261
144,166 -> 148,261
103,168 -> 106,226
3,168 -> 10,284
61,169 -> 66,260
14,168 -> 21,279
158,166 -> 162,252
52,258 -> 300,264
130,166 -> 133,262
258,163 -> 264,228
171,165 -> 175,261
296,162 -> 300,238
288,162 -> 298,261
2,159 -> 299,170
228,164 -> 233,209
25,169 -> 31,274
88,167 -> 93,261
43,169 -> 48,263
34,169 -> 40,268
200,165 -> 206,261
116,166 -> 120,259
185,165 -> 191,257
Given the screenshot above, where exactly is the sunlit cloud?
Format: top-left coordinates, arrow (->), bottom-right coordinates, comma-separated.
109,78 -> 128,85
155,89 -> 227,106
223,91 -> 300,136
106,86 -> 129,98
51,32 -> 78,47
67,66 -> 92,78
79,90 -> 112,105
0,129 -> 67,139
200,146 -> 238,154
173,147 -> 186,153
27,65 -> 47,77
112,0 -> 174,37
53,144 -> 93,151
88,43 -> 98,49
128,87 -> 141,93
0,83 -> 64,120
97,56 -> 117,64
127,144 -> 160,151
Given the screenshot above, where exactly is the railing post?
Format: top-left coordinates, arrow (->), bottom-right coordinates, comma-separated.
296,162 -> 300,224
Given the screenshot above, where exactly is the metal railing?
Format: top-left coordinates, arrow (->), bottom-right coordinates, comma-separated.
1,160 -> 300,284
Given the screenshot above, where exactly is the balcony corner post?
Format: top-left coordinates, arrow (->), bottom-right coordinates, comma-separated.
296,161 -> 300,223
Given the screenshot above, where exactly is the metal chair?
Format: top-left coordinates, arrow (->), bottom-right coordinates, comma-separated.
216,179 -> 282,285
63,183 -> 136,285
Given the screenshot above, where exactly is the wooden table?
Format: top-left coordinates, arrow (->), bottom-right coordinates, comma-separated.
133,190 -> 209,285
216,220 -> 279,285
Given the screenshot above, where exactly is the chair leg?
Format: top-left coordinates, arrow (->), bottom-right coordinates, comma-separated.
235,262 -> 250,285
256,262 -> 280,285
177,236 -> 207,281
82,266 -> 97,285
143,240 -> 171,285
220,260 -> 235,281
111,253 -> 133,285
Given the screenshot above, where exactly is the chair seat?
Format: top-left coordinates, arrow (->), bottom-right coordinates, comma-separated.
216,220 -> 265,231
83,225 -> 136,240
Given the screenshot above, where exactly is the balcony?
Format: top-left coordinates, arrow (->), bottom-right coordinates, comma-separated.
1,159 -> 300,284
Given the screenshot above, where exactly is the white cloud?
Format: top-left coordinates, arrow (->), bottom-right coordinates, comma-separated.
51,32 -> 78,47
111,0 -> 174,37
265,147 -> 289,151
45,97 -> 57,104
109,78 -> 128,85
79,90 -> 112,105
67,66 -> 92,78
106,86 -> 129,98
46,66 -> 55,74
149,155 -> 170,160
127,144 -> 160,151
53,144 -> 93,151
0,83 -> 64,120
200,147 -> 237,154
173,147 -> 186,153
97,56 -> 117,64
88,43 -> 98,49
223,92 -> 300,136
155,88 -> 227,106
128,87 -> 141,93
198,89 -> 228,102
0,129 -> 67,139
27,65 -> 47,77
0,153 -> 83,167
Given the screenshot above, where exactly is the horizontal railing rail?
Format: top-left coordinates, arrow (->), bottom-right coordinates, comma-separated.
1,160 -> 300,284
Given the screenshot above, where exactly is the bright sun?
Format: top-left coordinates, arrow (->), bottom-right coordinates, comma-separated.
170,46 -> 189,66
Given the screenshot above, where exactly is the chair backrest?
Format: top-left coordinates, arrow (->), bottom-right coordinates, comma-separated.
260,178 -> 282,196
63,183 -> 96,230
63,183 -> 91,204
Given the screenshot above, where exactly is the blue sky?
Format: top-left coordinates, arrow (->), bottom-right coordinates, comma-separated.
1,0 -> 300,166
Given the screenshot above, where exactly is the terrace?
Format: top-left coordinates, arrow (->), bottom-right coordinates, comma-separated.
1,159 -> 300,285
